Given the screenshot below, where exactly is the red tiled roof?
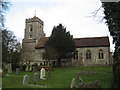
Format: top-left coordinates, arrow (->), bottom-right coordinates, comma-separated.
35,36 -> 110,49
35,37 -> 49,49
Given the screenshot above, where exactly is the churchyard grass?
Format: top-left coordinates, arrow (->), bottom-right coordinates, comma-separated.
2,66 -> 113,88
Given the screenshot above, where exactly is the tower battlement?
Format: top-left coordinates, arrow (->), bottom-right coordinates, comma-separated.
26,16 -> 44,25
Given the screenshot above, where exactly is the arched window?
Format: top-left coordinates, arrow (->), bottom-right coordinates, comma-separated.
98,49 -> 104,59
29,25 -> 33,32
86,50 -> 91,59
29,35 -> 32,39
73,50 -> 78,59
30,27 -> 32,32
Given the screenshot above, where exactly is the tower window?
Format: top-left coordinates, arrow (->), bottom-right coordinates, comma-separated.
29,24 -> 33,32
29,27 -> 33,32
29,35 -> 32,39
30,27 -> 32,31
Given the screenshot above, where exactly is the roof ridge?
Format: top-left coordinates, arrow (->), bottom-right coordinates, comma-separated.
73,36 -> 109,39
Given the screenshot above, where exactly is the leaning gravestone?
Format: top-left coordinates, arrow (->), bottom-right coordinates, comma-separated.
7,63 -> 12,73
23,75 -> 29,85
40,68 -> 46,80
34,73 -> 38,82
70,78 -> 76,88
16,68 -> 20,74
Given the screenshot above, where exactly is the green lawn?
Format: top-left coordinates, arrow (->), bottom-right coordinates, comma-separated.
2,66 -> 113,88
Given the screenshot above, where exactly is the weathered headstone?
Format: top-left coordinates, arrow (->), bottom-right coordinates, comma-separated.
40,68 -> 46,80
7,63 -> 12,73
16,68 -> 20,74
5,64 -> 8,72
34,73 -> 38,82
29,66 -> 32,72
70,78 -> 76,88
25,66 -> 29,72
23,75 -> 29,85
33,66 -> 36,72
0,68 -> 2,77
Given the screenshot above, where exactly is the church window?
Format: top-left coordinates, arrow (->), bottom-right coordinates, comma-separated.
29,25 -> 33,32
30,27 -> 32,32
29,35 -> 32,39
86,50 -> 91,59
73,50 -> 78,59
98,49 -> 104,59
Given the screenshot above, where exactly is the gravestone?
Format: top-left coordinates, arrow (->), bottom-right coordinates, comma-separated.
5,64 -> 8,72
70,78 -> 76,88
34,73 -> 38,82
25,66 -> 29,72
7,63 -> 12,73
23,75 -> 29,85
16,68 -> 20,74
29,66 -> 32,72
40,68 -> 46,80
0,68 -> 2,77
33,66 -> 36,72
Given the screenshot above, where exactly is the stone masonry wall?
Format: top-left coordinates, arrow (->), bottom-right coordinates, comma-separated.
72,46 -> 110,66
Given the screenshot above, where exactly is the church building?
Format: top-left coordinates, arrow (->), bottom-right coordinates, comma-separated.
21,16 -> 111,66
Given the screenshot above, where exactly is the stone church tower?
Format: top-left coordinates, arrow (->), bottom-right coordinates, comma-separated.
21,16 -> 45,63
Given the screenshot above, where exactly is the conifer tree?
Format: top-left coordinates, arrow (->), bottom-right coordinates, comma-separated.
102,2 -> 120,88
44,24 -> 75,67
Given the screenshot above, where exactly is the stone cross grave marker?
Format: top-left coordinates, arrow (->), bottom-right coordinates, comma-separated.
7,63 -> 12,73
40,68 -> 46,80
23,75 -> 29,85
34,73 -> 39,82
16,68 -> 20,74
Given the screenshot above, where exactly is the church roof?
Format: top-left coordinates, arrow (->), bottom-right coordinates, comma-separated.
35,37 -> 49,49
74,36 -> 110,48
35,36 -> 110,49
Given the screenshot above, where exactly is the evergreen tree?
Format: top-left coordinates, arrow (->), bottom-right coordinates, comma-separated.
102,2 -> 120,62
44,24 -> 75,67
101,2 -> 120,88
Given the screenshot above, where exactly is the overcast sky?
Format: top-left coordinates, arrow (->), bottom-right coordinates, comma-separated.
5,0 -> 115,51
